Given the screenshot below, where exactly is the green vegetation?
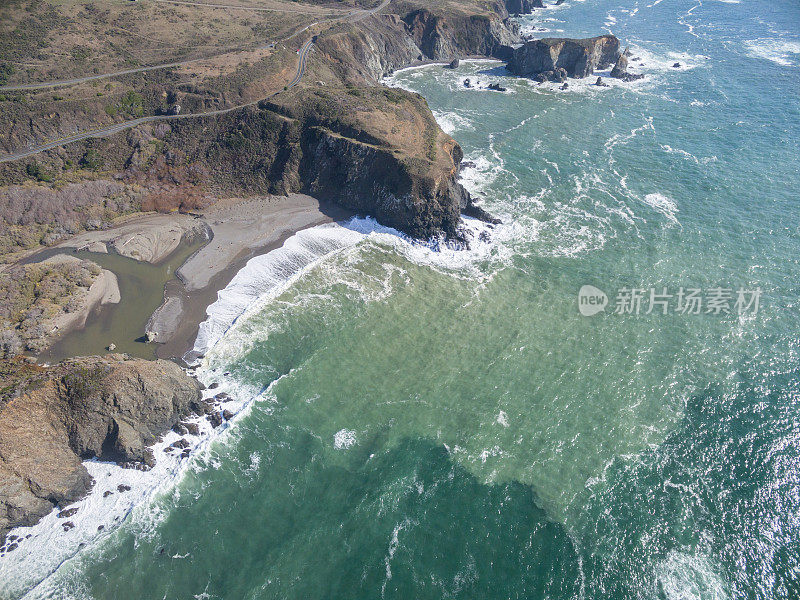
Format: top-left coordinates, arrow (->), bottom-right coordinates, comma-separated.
62,364 -> 107,403
0,64 -> 14,86
382,88 -> 405,104
69,45 -> 91,62
25,162 -> 53,183
104,90 -> 145,118
80,148 -> 104,171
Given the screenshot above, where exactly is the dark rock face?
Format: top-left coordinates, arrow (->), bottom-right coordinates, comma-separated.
508,35 -> 621,79
0,355 -> 203,543
399,9 -> 519,66
610,52 -> 644,82
505,0 -> 544,15
534,67 -> 568,83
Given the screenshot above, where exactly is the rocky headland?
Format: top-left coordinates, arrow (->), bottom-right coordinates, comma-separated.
507,35 -> 621,82
0,0 -> 532,250
0,354 -> 204,545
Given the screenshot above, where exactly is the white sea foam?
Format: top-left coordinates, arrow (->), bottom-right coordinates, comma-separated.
193,223 -> 368,357
459,153 -> 501,195
744,38 -> 800,67
431,109 -> 474,135
628,45 -> 709,73
496,411 -> 509,427
660,144 -> 717,165
642,193 -> 680,226
654,551 -> 730,600
194,213 -> 514,368
334,429 -> 357,449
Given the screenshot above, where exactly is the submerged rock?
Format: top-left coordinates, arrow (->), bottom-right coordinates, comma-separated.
595,76 -> 609,87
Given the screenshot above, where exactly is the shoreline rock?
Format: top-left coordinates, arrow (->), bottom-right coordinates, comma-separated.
0,354 -> 203,544
610,51 -> 645,82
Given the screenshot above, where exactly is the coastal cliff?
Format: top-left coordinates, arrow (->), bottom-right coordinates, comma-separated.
504,0 -> 544,15
0,2 -> 521,248
0,355 -> 204,545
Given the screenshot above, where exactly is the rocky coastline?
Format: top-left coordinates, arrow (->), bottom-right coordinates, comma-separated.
0,354 -> 205,546
0,0 -> 643,551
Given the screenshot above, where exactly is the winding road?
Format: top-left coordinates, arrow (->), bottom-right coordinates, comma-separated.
0,0 -> 390,164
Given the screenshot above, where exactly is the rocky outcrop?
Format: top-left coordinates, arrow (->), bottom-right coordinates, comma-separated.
610,51 -> 644,82
508,35 -> 621,80
0,355 -> 203,542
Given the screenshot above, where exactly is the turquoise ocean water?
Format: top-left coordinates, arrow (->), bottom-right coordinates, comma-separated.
4,0 -> 800,598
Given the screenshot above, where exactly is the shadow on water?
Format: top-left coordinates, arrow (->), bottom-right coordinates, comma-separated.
34,239 -> 204,363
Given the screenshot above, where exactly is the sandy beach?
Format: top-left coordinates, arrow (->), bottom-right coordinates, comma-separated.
143,194 -> 353,361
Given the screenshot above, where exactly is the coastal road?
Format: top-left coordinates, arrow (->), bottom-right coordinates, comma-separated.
0,0 -> 391,163
286,37 -> 315,89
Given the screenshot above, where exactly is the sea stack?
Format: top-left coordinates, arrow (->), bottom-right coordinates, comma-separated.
610,50 -> 645,82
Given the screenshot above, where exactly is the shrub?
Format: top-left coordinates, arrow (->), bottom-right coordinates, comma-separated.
80,148 -> 103,171
25,162 -> 52,183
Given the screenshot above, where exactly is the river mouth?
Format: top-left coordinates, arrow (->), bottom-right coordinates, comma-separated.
33,238 -> 205,363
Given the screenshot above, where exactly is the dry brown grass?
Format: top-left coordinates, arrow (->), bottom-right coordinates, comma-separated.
0,0 -> 334,85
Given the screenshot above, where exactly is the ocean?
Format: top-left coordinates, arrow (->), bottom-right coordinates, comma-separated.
3,0 -> 800,597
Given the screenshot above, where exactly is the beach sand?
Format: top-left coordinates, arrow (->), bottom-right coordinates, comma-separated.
148,194 -> 353,361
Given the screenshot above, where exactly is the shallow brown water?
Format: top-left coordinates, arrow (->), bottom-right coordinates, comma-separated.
40,239 -> 204,363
